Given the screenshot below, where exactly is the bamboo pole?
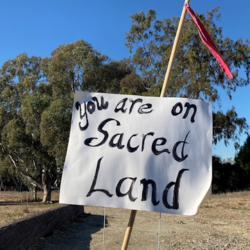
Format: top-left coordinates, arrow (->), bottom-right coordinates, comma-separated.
121,210 -> 137,250
160,0 -> 190,97
121,1 -> 190,249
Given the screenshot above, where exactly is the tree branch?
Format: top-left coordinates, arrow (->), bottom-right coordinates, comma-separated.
7,153 -> 43,190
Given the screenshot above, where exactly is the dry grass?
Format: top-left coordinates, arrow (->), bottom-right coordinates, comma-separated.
201,190 -> 250,211
1,190 -> 250,250
0,190 -> 62,227
29,191 -> 250,249
0,190 -> 59,203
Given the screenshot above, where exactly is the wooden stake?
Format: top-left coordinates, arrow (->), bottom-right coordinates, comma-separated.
121,210 -> 137,250
121,1 -> 190,249
160,0 -> 190,97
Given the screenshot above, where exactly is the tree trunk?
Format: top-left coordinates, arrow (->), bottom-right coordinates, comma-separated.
42,171 -> 52,203
0,178 -> 6,190
12,175 -> 22,192
33,186 -> 37,202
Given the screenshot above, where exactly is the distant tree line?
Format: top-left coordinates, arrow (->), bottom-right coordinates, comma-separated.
213,154 -> 250,193
1,7 -> 250,201
212,135 -> 250,193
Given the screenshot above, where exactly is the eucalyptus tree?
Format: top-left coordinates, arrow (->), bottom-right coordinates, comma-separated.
212,156 -> 249,193
0,154 -> 24,191
40,40 -> 131,167
0,53 -> 56,202
0,40 -> 131,202
124,8 -> 250,148
235,136 -> 250,174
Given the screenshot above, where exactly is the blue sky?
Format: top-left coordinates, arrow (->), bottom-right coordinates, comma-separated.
1,0 -> 250,160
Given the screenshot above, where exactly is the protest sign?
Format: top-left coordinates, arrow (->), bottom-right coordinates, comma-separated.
60,91 -> 212,215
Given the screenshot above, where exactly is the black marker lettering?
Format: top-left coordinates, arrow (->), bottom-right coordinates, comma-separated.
92,96 -> 109,110
127,134 -> 139,153
152,137 -> 170,155
172,131 -> 190,162
84,118 -> 120,147
140,179 -> 160,206
141,132 -> 154,152
87,101 -> 95,114
116,177 -> 137,202
101,96 -> 109,109
129,98 -> 142,114
114,98 -> 128,113
183,103 -> 197,123
109,133 -> 125,149
162,169 -> 189,209
138,103 -> 153,114
86,157 -> 113,197
171,102 -> 183,116
75,102 -> 89,131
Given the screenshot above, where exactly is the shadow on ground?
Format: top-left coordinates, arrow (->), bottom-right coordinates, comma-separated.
29,212 -> 107,250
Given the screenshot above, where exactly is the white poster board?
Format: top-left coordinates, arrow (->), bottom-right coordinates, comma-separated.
60,91 -> 212,215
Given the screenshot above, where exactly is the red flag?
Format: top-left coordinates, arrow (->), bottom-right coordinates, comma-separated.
184,3 -> 233,79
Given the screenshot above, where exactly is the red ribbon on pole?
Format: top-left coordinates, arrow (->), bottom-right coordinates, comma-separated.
184,3 -> 233,79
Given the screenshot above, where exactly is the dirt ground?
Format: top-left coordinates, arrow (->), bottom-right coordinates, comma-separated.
28,191 -> 250,250
0,191 -> 62,226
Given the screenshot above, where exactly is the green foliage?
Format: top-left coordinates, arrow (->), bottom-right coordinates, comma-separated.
1,6 -> 250,196
43,40 -> 108,97
40,40 -> 131,168
120,71 -> 146,95
213,107 -> 249,149
44,40 -> 130,97
126,8 -> 250,99
212,156 -> 249,193
0,53 -> 55,192
125,8 -> 250,148
41,96 -> 73,167
0,40 -> 131,197
235,136 -> 250,174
